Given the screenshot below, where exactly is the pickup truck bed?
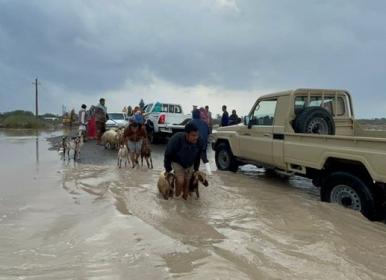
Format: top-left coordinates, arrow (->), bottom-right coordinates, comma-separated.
282,133 -> 386,183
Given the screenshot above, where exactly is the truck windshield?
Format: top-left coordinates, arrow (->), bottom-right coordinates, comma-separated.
108,113 -> 124,120
144,104 -> 153,113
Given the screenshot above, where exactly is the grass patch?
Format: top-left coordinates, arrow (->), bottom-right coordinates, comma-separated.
0,110 -> 60,129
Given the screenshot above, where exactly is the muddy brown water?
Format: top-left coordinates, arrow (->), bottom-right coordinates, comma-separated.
1,129 -> 386,280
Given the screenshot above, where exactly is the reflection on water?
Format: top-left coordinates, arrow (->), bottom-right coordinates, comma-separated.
1,129 -> 386,280
35,130 -> 39,164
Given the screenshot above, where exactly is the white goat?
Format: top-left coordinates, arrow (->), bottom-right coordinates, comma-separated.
62,135 -> 83,161
117,144 -> 130,168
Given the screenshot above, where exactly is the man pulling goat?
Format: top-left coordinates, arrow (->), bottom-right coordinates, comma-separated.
164,122 -> 205,200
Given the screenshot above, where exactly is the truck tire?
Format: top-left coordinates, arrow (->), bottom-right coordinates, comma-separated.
145,121 -> 159,144
215,143 -> 239,172
294,107 -> 335,135
148,130 -> 160,144
320,172 -> 377,220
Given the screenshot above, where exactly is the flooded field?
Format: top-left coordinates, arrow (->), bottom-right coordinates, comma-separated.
1,129 -> 386,280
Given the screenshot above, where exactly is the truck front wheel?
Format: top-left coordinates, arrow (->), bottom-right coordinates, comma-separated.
215,143 -> 239,172
320,172 -> 377,220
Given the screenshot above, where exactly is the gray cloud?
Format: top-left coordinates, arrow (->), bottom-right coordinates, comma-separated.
0,0 -> 386,117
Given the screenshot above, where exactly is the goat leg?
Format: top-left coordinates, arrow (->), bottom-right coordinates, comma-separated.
182,183 -> 189,200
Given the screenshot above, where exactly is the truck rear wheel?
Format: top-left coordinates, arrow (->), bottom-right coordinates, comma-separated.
320,172 -> 377,220
215,143 -> 239,172
294,107 -> 335,135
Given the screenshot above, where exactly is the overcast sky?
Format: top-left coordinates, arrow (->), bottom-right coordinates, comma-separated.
1,0 -> 386,118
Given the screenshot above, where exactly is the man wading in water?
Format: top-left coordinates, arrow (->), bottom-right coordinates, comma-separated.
124,120 -> 147,168
164,122 -> 205,200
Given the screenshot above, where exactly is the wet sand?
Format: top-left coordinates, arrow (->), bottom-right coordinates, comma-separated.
1,129 -> 386,280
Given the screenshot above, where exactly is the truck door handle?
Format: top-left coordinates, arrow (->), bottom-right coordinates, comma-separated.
264,133 -> 271,137
242,133 -> 251,136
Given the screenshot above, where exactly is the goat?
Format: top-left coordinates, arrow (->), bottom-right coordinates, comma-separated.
117,144 -> 130,168
157,172 -> 175,200
69,135 -> 83,161
189,171 -> 209,199
141,138 -> 153,169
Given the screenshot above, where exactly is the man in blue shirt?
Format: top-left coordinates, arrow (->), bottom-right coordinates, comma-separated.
164,122 -> 204,200
221,105 -> 229,127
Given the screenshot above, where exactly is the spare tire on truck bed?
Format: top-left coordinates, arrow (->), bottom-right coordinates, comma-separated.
294,107 -> 335,135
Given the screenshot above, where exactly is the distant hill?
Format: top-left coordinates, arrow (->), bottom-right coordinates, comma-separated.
358,118 -> 386,125
0,110 -> 61,129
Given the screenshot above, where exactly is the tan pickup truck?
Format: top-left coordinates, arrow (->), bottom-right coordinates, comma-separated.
212,88 -> 386,220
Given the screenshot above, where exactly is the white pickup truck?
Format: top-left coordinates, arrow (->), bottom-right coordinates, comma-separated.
143,102 -> 191,143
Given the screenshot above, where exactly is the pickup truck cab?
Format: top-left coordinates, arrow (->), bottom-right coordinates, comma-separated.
143,102 -> 191,143
212,88 -> 386,220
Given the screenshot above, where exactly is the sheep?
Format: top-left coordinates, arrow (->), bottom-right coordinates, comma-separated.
101,129 -> 119,150
117,144 -> 130,168
157,172 -> 176,200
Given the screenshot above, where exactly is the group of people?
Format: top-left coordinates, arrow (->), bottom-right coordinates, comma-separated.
77,98 -> 109,144
123,105 -> 145,125
192,105 -> 213,133
78,98 -> 149,166
221,105 -> 241,127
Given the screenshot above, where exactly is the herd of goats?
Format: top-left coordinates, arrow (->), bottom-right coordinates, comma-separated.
57,128 -> 210,201
58,127 -> 152,169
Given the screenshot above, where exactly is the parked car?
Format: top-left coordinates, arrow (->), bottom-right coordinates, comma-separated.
106,113 -> 128,129
143,102 -> 191,143
212,88 -> 386,221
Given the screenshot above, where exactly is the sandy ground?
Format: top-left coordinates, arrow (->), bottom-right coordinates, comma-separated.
1,129 -> 386,280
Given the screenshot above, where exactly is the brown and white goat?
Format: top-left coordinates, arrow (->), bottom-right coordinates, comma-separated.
157,172 -> 175,200
141,138 -> 153,169
189,171 -> 209,199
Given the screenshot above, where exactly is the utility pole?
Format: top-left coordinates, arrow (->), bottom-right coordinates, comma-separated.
32,78 -> 40,118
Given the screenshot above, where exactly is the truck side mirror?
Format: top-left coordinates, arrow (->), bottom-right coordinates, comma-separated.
244,116 -> 250,126
247,116 -> 257,129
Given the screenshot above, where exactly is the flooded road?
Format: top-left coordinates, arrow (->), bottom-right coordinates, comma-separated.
1,129 -> 386,280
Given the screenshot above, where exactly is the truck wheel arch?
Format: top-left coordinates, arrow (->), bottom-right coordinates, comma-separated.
213,139 -> 230,150
322,158 -> 373,184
